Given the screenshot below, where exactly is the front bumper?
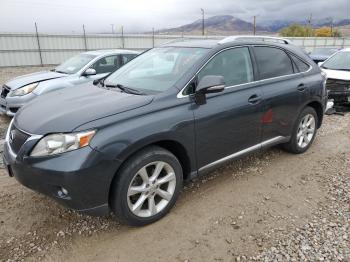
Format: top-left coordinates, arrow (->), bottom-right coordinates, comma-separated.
328,90 -> 350,104
3,129 -> 120,216
0,93 -> 37,117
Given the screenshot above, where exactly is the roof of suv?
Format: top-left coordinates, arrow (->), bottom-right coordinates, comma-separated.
84,49 -> 140,56
162,36 -> 293,49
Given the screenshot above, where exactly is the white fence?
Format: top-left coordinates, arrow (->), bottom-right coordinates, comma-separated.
0,32 -> 349,67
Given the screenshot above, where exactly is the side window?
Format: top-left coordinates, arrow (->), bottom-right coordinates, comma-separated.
198,47 -> 254,88
254,47 -> 294,79
121,54 -> 137,66
91,55 -> 120,74
290,55 -> 310,72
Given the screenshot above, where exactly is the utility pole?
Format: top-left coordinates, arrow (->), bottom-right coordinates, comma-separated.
111,24 -> 115,34
253,16 -> 256,35
308,13 -> 313,37
330,18 -> 334,37
34,22 -> 43,67
82,24 -> 88,51
201,8 -> 205,36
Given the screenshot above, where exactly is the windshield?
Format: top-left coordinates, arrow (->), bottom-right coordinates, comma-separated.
104,47 -> 208,93
311,48 -> 338,56
322,51 -> 350,71
55,54 -> 96,74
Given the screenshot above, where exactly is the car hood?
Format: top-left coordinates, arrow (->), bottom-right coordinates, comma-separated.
309,54 -> 329,61
5,71 -> 66,89
322,68 -> 350,81
15,85 -> 154,135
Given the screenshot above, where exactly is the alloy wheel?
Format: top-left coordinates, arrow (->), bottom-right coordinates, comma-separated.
127,161 -> 176,218
297,113 -> 316,148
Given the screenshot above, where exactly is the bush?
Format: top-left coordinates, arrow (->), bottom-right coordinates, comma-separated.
279,24 -> 342,37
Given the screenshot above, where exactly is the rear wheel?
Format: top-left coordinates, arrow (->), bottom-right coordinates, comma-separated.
110,146 -> 183,226
283,107 -> 318,154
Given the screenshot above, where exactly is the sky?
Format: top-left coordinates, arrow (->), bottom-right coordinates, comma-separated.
0,0 -> 349,33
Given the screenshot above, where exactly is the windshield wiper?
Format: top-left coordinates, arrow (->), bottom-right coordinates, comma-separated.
93,77 -> 105,86
323,67 -> 350,71
105,84 -> 146,95
334,68 -> 350,72
53,69 -> 68,74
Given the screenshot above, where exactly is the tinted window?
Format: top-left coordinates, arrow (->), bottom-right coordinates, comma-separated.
121,54 -> 138,65
198,47 -> 254,88
254,47 -> 294,79
91,55 -> 120,74
291,55 -> 310,72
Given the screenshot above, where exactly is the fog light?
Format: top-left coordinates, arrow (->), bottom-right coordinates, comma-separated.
58,187 -> 68,197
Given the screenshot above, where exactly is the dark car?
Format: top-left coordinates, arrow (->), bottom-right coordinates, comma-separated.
309,47 -> 340,64
3,36 -> 327,226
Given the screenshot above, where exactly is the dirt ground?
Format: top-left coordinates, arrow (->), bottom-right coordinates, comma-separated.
0,67 -> 349,262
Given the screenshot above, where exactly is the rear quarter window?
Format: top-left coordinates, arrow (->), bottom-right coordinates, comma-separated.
254,46 -> 294,79
290,55 -> 310,72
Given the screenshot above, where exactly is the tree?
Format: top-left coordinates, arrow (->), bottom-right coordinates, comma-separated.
279,24 -> 312,37
279,24 -> 342,37
314,27 -> 342,37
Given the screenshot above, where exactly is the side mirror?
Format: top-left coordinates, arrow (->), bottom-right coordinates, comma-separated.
83,68 -> 97,76
318,62 -> 324,67
195,75 -> 225,105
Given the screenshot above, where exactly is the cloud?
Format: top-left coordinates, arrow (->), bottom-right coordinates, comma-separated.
0,0 -> 349,33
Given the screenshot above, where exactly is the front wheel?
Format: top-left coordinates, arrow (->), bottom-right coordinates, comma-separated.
283,106 -> 318,154
110,146 -> 183,226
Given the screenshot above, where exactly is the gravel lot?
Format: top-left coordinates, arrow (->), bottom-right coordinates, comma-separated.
0,67 -> 349,262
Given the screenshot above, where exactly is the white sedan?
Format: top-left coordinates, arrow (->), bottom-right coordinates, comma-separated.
320,48 -> 350,106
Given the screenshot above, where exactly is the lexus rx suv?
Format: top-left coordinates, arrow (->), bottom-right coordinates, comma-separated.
3,36 -> 327,226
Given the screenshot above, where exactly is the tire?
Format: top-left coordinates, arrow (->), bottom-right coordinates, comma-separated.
283,106 -> 318,154
110,146 -> 183,226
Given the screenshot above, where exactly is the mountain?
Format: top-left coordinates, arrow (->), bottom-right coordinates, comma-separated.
157,15 -> 350,35
158,15 -> 267,35
263,18 -> 350,32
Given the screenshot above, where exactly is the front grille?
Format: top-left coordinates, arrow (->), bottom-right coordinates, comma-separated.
326,78 -> 350,92
1,85 -> 11,98
9,124 -> 31,154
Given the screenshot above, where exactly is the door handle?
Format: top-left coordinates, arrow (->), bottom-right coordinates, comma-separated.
297,83 -> 307,92
248,94 -> 262,104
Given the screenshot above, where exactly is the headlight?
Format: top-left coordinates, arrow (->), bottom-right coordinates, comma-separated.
30,130 -> 96,157
11,82 -> 39,96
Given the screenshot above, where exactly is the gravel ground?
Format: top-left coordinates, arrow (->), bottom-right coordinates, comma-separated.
0,67 -> 349,262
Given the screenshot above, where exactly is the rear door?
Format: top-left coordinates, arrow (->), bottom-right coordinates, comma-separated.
252,46 -> 307,142
191,47 -> 264,170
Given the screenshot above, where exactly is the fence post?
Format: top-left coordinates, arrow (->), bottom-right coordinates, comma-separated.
82,24 -> 88,51
121,26 -> 124,48
342,37 -> 345,49
152,27 -> 155,48
34,22 -> 43,67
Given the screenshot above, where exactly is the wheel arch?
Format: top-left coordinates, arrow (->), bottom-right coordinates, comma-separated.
305,100 -> 324,128
107,138 -> 194,206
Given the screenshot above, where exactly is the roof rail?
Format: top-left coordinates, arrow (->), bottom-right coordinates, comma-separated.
218,35 -> 292,45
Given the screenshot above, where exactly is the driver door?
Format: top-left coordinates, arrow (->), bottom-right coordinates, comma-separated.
191,47 -> 264,170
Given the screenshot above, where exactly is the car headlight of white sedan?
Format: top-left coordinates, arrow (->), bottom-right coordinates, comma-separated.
10,82 -> 39,97
30,130 -> 96,157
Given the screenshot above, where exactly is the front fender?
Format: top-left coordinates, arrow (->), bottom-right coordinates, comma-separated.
80,101 -> 196,173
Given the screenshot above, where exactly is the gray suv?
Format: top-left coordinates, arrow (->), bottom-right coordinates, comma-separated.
3,37 -> 327,226
0,49 -> 139,116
